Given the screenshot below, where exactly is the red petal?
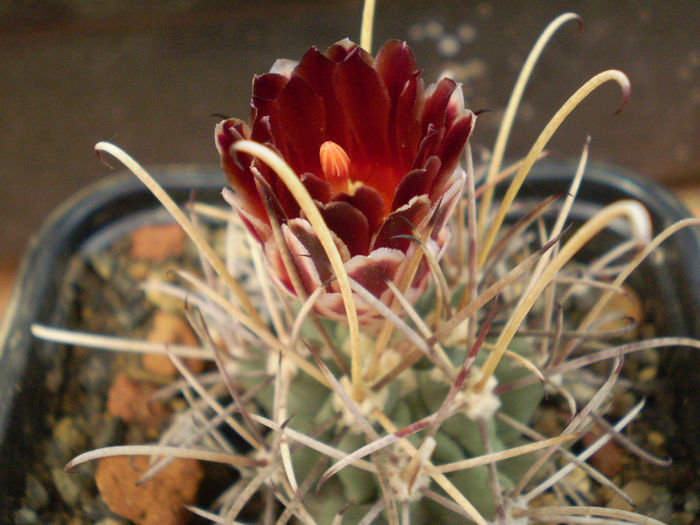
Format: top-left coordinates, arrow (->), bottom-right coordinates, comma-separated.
421,78 -> 457,134
375,40 -> 419,103
428,173 -> 464,242
411,125 -> 443,170
252,170 -> 288,226
251,74 -> 288,151
249,115 -> 274,147
325,39 -> 359,63
333,184 -> 386,233
376,40 -> 421,175
250,105 -> 287,162
222,187 -> 271,243
277,75 -> 326,175
280,224 -> 322,295
320,201 -> 370,256
432,112 -> 475,198
345,248 -> 403,298
444,83 -> 466,129
287,219 -> 333,284
301,172 -> 333,203
252,73 -> 288,100
394,73 -> 424,172
372,195 -> 431,252
215,119 -> 266,221
390,156 -> 440,211
333,47 -> 391,166
294,47 -> 351,148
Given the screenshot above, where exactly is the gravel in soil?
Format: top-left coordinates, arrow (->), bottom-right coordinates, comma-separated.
14,220 -> 700,524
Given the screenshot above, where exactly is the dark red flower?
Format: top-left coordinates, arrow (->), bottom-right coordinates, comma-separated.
216,39 -> 475,320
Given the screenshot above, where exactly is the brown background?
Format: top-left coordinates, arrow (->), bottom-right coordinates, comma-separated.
1,0 -> 699,314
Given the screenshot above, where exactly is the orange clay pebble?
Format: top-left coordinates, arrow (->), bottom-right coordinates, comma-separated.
96,455 -> 203,525
106,372 -> 168,428
129,223 -> 185,262
143,311 -> 205,377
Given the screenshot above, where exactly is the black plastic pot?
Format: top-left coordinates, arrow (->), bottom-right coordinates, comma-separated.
0,166 -> 225,518
1,162 -> 698,519
509,161 -> 700,465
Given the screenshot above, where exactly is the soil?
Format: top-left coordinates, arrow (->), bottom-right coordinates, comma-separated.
11,219 -> 700,524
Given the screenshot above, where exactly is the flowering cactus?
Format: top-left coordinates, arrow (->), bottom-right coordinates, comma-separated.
215,39 -> 475,320
32,5 -> 700,525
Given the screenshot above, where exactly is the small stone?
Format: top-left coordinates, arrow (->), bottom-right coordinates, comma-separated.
129,223 -> 185,262
647,430 -> 665,447
52,417 -> 87,461
78,355 -> 113,393
564,467 -> 591,494
89,252 -> 117,281
583,428 -> 625,478
51,467 -> 82,507
13,507 -> 39,524
608,480 -> 654,511
637,366 -> 657,382
95,455 -> 204,525
106,372 -> 168,428
127,260 -> 150,281
143,311 -> 204,377
24,475 -> 49,510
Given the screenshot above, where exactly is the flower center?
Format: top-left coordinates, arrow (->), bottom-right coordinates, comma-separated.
319,140 -> 362,195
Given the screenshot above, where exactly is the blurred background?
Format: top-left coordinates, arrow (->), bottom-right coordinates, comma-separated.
1,0 -> 699,315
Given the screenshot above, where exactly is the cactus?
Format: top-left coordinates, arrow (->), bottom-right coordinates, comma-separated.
33,4 -> 700,524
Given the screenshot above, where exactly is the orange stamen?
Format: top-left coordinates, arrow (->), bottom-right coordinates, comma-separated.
320,141 -> 351,188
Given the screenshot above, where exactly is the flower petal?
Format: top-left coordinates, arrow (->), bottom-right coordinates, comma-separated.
411,124 -> 443,170
390,156 -> 440,211
251,73 -> 287,147
345,247 -> 404,298
421,77 -> 457,134
215,118 -> 266,220
251,75 -> 288,160
252,73 -> 287,100
375,40 -> 419,103
445,81 -> 466,129
333,184 -> 386,234
269,58 -> 298,77
320,201 -> 370,257
301,172 -> 333,203
432,112 -> 475,198
394,72 -> 424,172
280,222 -> 324,295
293,46 -> 351,148
325,38 -> 359,63
222,187 -> 271,242
333,46 -> 391,166
277,75 -> 326,175
428,169 -> 465,241
287,218 -> 351,287
372,195 -> 431,252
